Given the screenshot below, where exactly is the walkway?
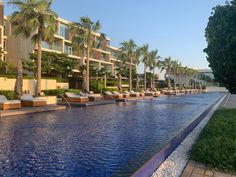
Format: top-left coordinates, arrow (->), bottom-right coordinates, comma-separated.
181,161 -> 235,177
220,94 -> 236,109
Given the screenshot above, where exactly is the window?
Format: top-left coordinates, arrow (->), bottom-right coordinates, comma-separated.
64,44 -> 72,55
3,40 -> 6,51
59,23 -> 69,40
42,41 -> 50,49
101,53 -> 106,61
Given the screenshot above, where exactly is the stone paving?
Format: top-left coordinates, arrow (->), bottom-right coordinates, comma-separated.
181,161 -> 236,177
220,94 -> 236,109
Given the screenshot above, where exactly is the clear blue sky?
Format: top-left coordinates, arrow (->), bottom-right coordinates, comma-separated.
4,0 -> 226,73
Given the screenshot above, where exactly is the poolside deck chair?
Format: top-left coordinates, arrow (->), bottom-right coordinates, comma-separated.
119,91 -> 129,98
144,90 -> 154,96
153,91 -> 161,97
104,91 -> 123,99
112,91 -> 129,99
139,92 -> 145,97
0,95 -> 21,111
130,91 -> 140,97
64,92 -> 89,103
20,94 -> 47,107
80,92 -> 102,102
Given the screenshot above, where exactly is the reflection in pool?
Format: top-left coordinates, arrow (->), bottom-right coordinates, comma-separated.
0,93 -> 223,176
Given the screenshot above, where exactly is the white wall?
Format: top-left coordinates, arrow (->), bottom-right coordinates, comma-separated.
0,77 -> 69,95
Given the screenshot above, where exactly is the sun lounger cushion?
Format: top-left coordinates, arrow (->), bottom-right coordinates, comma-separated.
0,95 -> 21,104
104,91 -> 112,95
20,94 -> 46,102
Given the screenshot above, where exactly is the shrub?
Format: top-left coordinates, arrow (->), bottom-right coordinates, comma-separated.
43,89 -> 80,96
0,90 -> 16,99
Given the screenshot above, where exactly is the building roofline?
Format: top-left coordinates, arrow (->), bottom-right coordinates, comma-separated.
57,17 -> 111,41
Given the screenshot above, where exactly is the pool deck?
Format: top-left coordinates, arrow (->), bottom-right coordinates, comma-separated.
0,105 -> 66,118
116,96 -> 154,102
58,100 -> 116,107
181,161 -> 236,177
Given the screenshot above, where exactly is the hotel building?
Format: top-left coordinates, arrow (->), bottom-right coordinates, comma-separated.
0,1 -> 7,62
0,2 -> 123,77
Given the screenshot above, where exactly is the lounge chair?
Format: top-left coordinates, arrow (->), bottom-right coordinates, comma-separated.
144,90 -> 154,96
64,92 -> 89,103
0,95 -> 21,111
79,92 -> 102,102
120,91 -> 130,98
20,94 -> 47,107
139,92 -> 145,97
130,91 -> 140,97
104,91 -> 123,99
112,91 -> 129,99
153,91 -> 161,97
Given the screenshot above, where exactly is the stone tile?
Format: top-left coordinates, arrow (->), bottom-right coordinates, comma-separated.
192,164 -> 205,175
181,162 -> 195,177
192,174 -> 204,177
205,169 -> 214,176
214,171 -> 231,177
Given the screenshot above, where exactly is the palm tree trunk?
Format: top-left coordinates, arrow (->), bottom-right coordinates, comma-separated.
36,38 -> 42,96
129,57 -> 132,91
174,74 -> 177,91
86,47 -> 90,92
104,74 -> 107,88
81,52 -> 87,91
144,64 -> 147,90
152,66 -> 155,90
167,68 -> 171,89
117,73 -> 122,91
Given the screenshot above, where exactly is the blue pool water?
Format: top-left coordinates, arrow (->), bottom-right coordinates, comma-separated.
0,93 -> 224,176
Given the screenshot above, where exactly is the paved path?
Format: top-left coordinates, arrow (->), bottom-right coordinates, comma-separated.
181,161 -> 236,177
220,94 -> 236,109
181,93 -> 236,177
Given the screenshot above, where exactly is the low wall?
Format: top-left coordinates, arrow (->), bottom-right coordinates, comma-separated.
0,77 -> 69,95
206,86 -> 228,92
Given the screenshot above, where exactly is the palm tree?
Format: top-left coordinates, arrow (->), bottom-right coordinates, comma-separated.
171,60 -> 180,91
148,50 -> 161,90
119,39 -> 138,91
115,62 -> 125,91
97,67 -> 110,88
161,57 -> 172,89
140,44 -> 149,90
70,16 -> 101,92
9,0 -> 58,95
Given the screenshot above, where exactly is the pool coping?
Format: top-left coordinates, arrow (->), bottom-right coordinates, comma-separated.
0,105 -> 66,118
132,93 -> 227,177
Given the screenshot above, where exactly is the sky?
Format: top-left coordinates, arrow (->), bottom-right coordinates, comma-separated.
4,0 -> 226,74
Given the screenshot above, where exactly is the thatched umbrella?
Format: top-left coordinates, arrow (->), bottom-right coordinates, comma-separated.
14,59 -> 23,98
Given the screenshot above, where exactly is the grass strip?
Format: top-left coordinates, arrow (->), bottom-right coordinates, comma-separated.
190,109 -> 236,173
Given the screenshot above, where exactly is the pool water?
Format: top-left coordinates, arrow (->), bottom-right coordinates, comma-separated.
0,93 -> 224,176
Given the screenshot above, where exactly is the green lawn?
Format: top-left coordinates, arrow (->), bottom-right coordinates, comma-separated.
190,109 -> 236,173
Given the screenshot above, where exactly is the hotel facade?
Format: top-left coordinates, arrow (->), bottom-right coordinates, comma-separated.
0,2 -> 123,77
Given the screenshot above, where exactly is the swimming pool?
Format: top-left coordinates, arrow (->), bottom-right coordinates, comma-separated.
0,93 -> 224,176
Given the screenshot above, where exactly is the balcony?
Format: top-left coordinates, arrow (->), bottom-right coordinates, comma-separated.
58,23 -> 70,40
42,41 -> 62,52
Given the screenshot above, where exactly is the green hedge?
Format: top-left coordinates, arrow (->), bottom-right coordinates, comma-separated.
0,90 -> 16,99
43,89 -> 80,96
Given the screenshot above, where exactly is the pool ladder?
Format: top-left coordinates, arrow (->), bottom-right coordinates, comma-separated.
57,94 -> 72,110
